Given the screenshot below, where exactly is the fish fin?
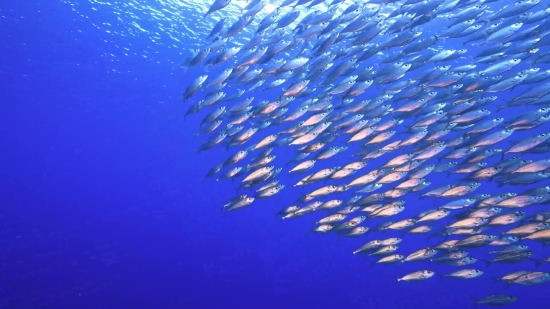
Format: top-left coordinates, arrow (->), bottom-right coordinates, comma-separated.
483,259 -> 492,268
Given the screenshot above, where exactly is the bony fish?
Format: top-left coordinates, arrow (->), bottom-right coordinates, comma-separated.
455,235 -> 496,248
373,254 -> 405,265
311,224 -> 334,234
487,212 -> 525,226
431,251 -> 469,263
404,248 -> 437,262
408,225 -> 433,234
442,269 -> 483,279
511,272 -> 550,286
475,295 -> 517,307
255,185 -> 284,199
353,240 -> 382,255
487,251 -> 534,266
523,228 -> 550,243
369,245 -> 399,256
397,270 -> 435,282
443,257 -> 478,267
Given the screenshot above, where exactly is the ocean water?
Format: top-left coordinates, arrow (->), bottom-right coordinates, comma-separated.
2,0 -> 550,308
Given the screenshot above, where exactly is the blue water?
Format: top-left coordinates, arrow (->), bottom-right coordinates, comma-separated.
2,0 -> 550,308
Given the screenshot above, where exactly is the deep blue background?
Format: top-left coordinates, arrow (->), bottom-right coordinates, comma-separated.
2,1 -> 550,308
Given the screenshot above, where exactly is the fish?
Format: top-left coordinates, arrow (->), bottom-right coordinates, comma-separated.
369,245 -> 399,256
373,254 -> 405,265
475,295 -> 517,307
404,248 -> 438,262
487,251 -> 534,266
511,272 -> 550,286
506,222 -> 550,237
397,270 -> 435,282
431,251 -> 469,263
181,0 -> 550,291
443,269 -> 483,279
443,257 -> 478,266
488,212 -> 526,226
523,228 -> 550,243
455,235 -> 496,248
353,240 -> 382,255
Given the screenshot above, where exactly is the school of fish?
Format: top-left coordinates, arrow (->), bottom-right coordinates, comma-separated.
183,0 -> 550,306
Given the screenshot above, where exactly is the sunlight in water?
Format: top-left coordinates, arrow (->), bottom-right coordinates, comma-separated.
59,0 -> 399,72
61,0 -> 367,50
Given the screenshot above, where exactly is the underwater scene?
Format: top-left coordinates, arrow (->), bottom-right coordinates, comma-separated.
3,0 -> 550,308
